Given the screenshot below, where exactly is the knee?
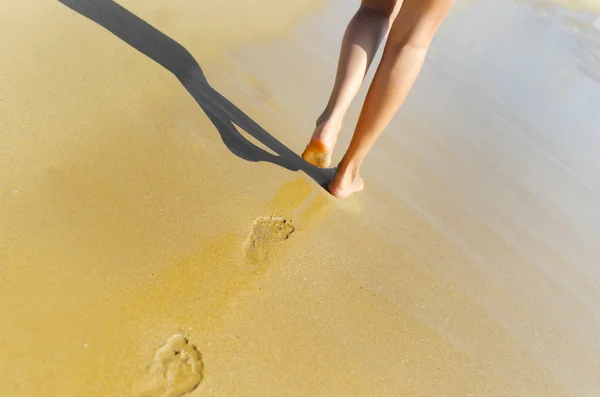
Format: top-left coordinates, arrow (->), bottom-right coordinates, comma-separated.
385,18 -> 438,57
385,32 -> 431,59
385,0 -> 454,54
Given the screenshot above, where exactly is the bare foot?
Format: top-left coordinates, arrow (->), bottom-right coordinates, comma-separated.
302,139 -> 332,168
301,120 -> 340,168
328,165 -> 364,198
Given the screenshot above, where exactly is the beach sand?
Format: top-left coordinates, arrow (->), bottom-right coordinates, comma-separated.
1,0 -> 599,395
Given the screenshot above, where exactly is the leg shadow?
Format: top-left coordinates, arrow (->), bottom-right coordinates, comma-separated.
57,0 -> 335,188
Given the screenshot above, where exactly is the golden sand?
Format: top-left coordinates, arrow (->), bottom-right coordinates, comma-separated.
1,0 -> 599,396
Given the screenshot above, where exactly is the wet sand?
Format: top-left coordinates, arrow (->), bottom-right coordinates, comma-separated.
1,0 -> 599,395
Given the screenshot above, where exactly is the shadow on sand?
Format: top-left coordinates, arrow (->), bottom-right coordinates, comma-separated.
58,0 -> 334,188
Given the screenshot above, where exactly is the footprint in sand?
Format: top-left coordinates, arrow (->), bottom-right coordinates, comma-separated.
139,335 -> 203,397
244,216 -> 295,261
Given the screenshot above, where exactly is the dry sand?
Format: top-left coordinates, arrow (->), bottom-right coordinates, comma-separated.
1,0 -> 599,396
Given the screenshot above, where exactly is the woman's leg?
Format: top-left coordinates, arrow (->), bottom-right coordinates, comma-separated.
302,0 -> 401,168
329,0 -> 454,198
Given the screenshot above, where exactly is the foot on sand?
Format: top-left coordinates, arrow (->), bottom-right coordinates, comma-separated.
329,165 -> 364,199
140,335 -> 203,397
301,121 -> 340,168
244,216 -> 295,261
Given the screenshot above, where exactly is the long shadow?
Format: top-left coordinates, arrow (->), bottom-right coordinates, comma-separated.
58,0 -> 334,188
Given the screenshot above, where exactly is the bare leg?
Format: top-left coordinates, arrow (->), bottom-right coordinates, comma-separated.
329,0 -> 454,198
302,0 -> 401,168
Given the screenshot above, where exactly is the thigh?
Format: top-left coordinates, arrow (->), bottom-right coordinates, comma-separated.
360,0 -> 402,18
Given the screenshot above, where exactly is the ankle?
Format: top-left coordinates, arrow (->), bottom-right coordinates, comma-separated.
318,103 -> 346,126
312,117 -> 342,146
337,157 -> 361,179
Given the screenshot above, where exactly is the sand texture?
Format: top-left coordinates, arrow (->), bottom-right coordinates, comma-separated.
1,0 -> 599,395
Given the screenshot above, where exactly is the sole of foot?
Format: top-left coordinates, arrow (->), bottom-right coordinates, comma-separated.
302,139 -> 332,168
